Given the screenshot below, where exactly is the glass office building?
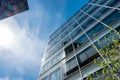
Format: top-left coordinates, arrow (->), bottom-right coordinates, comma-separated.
38,0 -> 120,80
0,0 -> 29,20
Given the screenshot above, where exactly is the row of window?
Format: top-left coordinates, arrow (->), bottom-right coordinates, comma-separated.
48,0 -> 120,51
44,2 -> 120,71
41,27 -> 120,79
91,0 -> 119,7
41,51 -> 64,74
49,0 -> 120,43
45,18 -> 120,73
41,45 -> 99,80
45,20 -> 111,64
46,20 -> 108,59
41,68 -> 61,80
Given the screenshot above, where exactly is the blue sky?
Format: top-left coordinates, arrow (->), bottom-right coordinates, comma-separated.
0,0 -> 89,80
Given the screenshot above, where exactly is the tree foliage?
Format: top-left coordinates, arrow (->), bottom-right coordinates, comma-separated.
87,29 -> 120,80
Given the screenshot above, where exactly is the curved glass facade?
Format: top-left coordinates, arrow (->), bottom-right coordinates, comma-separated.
39,0 -> 120,80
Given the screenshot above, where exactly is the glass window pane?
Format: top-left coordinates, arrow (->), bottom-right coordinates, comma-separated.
64,44 -> 74,56
97,0 -> 107,5
73,34 -> 88,49
77,46 -> 99,68
102,10 -> 120,26
75,12 -> 82,20
79,53 -> 88,63
61,36 -> 71,47
81,18 -> 95,29
61,29 -> 69,38
93,7 -> 108,19
68,19 -> 75,26
78,14 -> 88,24
50,68 -> 61,80
41,75 -> 49,80
66,57 -> 78,76
82,5 -> 91,12
87,6 -> 99,15
115,25 -> 120,32
71,27 -> 82,39
86,23 -> 105,38
106,0 -> 119,7
94,31 -> 119,49
52,51 -> 64,66
69,22 -> 79,32
46,43 -> 61,59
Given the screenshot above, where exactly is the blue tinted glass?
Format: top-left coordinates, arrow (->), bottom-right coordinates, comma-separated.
77,46 -> 98,67
52,52 -> 63,66
87,23 -> 105,38
71,27 -> 82,39
81,18 -> 95,29
73,34 -> 88,49
78,14 -> 88,24
77,46 -> 91,63
48,35 -> 61,49
106,0 -> 118,7
46,43 -> 61,59
87,6 -> 99,15
82,5 -> 91,12
64,44 -> 74,56
92,0 -> 98,3
61,29 -> 69,38
93,7 -> 108,19
95,31 -> 119,49
97,0 -> 106,5
115,25 -> 120,32
47,41 -> 54,50
42,62 -> 49,73
69,22 -> 79,32
50,68 -> 61,80
75,12 -> 83,20
68,19 -> 75,26
60,25 -> 67,33
102,10 -> 120,25
61,36 -> 71,47
41,75 -> 49,80
65,57 -> 78,76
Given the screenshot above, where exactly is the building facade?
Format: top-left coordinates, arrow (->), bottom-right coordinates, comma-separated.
0,0 -> 29,20
38,0 -> 120,80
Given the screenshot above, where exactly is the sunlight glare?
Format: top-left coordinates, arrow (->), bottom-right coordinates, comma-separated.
0,25 -> 15,48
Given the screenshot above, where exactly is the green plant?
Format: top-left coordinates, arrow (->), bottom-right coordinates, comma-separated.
87,29 -> 120,80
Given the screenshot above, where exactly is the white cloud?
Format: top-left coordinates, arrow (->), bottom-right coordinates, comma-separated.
0,77 -> 9,80
0,17 -> 46,78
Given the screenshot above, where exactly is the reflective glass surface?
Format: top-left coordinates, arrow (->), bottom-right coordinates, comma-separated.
81,17 -> 95,29
78,14 -> 88,24
75,12 -> 82,20
61,36 -> 71,47
66,57 -> 78,76
41,75 -> 49,80
106,0 -> 119,7
86,23 -> 106,38
50,68 -> 61,80
71,27 -> 82,39
68,22 -> 79,32
73,34 -> 88,49
93,7 -> 108,19
64,44 -> 74,56
61,29 -> 69,38
46,42 -> 61,59
87,6 -> 99,15
94,31 -> 119,49
77,46 -> 99,68
102,10 -> 120,26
